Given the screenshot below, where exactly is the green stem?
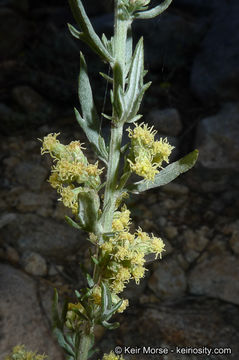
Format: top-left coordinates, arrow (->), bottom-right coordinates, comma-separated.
101,0 -> 130,232
77,324 -> 93,360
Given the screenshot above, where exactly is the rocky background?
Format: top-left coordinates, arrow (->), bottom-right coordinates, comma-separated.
1,0 -> 239,359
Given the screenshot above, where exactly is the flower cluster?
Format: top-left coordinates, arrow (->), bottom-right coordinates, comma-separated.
127,123 -> 174,181
98,205 -> 165,309
65,302 -> 86,331
5,345 -> 47,360
40,133 -> 103,214
102,351 -> 124,360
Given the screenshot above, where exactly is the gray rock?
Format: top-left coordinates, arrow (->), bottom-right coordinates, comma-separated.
1,213 -> 86,259
191,1 -> 239,102
188,253 -> 239,305
182,228 -> 209,263
147,108 -> 182,136
12,86 -> 50,115
0,8 -> 27,60
106,300 -> 239,360
16,191 -> 53,214
0,264 -> 64,359
196,103 -> 239,169
5,246 -> 20,264
0,213 -> 17,229
164,225 -> 178,240
22,251 -> 48,276
14,161 -> 48,191
148,257 -> 187,299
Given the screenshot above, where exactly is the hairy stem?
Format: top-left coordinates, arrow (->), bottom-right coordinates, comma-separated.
77,324 -> 93,360
101,0 -> 130,232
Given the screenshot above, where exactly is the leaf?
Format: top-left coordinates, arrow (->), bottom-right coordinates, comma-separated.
101,320 -> 120,330
65,215 -> 82,230
126,82 -> 151,122
112,62 -> 124,119
53,328 -> 75,356
102,299 -> 123,321
61,299 -> 69,324
75,290 -> 81,300
86,273 -> 95,288
71,307 -> 89,321
91,256 -> 99,265
134,0 -> 173,19
126,150 -> 199,193
101,282 -> 111,313
123,37 -> 146,122
52,289 -> 62,330
68,0 -> 112,62
77,188 -> 100,232
99,72 -> 113,84
75,52 -> 108,163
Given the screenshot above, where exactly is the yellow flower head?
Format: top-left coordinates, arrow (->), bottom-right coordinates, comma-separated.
132,265 -> 146,284
52,159 -> 87,183
152,138 -> 174,165
127,123 -> 156,146
112,206 -> 131,232
102,351 -> 124,360
128,157 -> 158,181
115,246 -> 130,261
101,241 -> 113,254
5,345 -> 47,360
48,172 -> 61,189
111,280 -> 125,294
151,235 -> 165,259
130,252 -> 145,266
115,267 -> 131,283
40,133 -> 66,159
86,162 -> 104,177
58,186 -> 80,214
127,122 -> 174,182
117,299 -> 129,313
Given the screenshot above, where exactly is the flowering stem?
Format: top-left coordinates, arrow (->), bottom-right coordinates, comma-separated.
77,323 -> 93,360
101,0 -> 130,232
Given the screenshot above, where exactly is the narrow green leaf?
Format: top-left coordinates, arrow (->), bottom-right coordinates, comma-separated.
126,82 -> 151,122
68,0 -> 113,62
78,52 -> 99,129
124,37 -> 145,121
101,320 -> 120,330
86,273 -> 95,288
65,216 -> 82,230
53,328 -> 75,356
101,282 -> 112,313
75,290 -> 81,300
71,308 -> 89,321
112,62 -> 124,119
125,114 -> 143,124
102,299 -> 123,321
52,289 -> 62,329
75,52 -> 108,162
99,72 -> 113,84
61,299 -> 69,324
135,0 -> 173,19
67,23 -> 82,39
127,150 -> 199,193
77,188 -> 100,232
91,256 -> 99,265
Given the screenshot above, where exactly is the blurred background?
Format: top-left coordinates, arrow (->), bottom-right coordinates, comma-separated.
0,0 -> 239,359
